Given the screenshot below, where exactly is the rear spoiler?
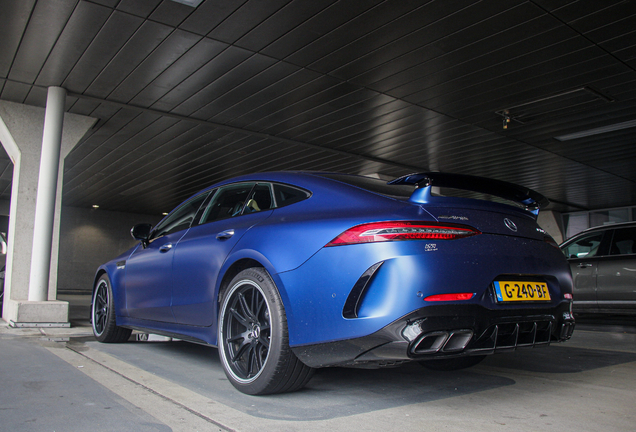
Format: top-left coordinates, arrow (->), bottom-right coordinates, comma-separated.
388,172 -> 549,214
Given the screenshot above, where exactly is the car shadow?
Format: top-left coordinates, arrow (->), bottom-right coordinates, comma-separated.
76,334 -> 636,421
84,337 -> 517,420
482,345 -> 636,374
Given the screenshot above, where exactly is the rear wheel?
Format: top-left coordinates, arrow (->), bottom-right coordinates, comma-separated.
92,275 -> 132,343
218,268 -> 314,395
419,355 -> 486,371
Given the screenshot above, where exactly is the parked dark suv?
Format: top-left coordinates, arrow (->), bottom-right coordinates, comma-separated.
560,222 -> 636,314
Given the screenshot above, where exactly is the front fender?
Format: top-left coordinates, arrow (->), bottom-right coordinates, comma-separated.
93,245 -> 140,318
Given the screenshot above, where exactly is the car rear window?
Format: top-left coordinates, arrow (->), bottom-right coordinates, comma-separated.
273,183 -> 311,207
315,173 -> 415,199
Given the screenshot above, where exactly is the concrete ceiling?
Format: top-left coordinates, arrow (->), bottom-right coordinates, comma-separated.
1,0 -> 635,215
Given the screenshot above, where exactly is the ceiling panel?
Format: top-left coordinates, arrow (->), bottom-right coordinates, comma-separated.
178,0 -> 247,36
149,44 -> 251,112
0,0 -> 36,78
310,0 -> 530,77
0,0 -> 634,217
115,0 -> 162,18
178,54 -> 279,118
128,37 -> 227,107
212,0 -> 312,47
7,0 -> 77,84
107,29 -> 203,103
34,1 -> 112,87
62,11 -> 145,94
148,1 -> 196,27
84,20 -> 174,98
260,0 -> 385,59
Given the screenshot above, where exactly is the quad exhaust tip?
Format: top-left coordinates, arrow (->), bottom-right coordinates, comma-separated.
407,319 -> 567,356
411,329 -> 474,355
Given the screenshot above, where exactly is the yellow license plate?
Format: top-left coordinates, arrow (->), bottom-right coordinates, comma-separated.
493,281 -> 551,302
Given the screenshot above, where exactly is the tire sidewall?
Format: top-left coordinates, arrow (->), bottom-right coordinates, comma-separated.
92,275 -> 111,342
218,268 -> 284,394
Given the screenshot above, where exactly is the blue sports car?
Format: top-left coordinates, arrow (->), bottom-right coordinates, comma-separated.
92,172 -> 575,395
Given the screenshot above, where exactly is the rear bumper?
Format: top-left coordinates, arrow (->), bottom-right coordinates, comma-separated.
279,234 -> 573,348
291,303 -> 575,368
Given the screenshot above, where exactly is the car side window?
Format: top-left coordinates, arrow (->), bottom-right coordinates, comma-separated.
608,227 -> 636,256
199,183 -> 256,224
273,183 -> 311,207
562,232 -> 605,259
152,192 -> 209,240
244,183 -> 274,214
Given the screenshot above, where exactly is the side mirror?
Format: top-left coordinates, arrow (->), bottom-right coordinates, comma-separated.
131,223 -> 152,248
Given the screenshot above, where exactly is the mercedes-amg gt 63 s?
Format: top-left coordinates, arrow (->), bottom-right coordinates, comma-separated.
92,171 -> 575,395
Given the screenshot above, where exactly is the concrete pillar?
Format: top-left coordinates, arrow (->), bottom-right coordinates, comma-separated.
538,210 -> 564,245
29,87 -> 66,302
0,96 -> 95,326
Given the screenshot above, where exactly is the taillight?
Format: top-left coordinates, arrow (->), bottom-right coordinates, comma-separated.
424,293 -> 475,302
325,221 -> 480,247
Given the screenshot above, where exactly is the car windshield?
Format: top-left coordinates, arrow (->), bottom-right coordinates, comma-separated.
315,173 -> 415,200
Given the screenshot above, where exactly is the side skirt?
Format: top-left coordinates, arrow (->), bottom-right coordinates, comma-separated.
116,316 -> 216,347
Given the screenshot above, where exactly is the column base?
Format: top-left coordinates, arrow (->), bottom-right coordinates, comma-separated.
8,321 -> 71,328
2,299 -> 70,327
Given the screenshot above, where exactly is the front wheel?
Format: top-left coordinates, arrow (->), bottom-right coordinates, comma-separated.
218,268 -> 314,395
92,275 -> 132,343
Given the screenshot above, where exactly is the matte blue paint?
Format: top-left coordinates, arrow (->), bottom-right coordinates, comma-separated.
93,171 -> 573,360
124,230 -> 186,322
171,210 -> 273,326
278,234 -> 571,346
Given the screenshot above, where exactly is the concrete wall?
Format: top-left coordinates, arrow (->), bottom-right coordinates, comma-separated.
537,210 -> 565,245
57,206 -> 162,294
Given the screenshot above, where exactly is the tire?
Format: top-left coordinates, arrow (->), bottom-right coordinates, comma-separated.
218,268 -> 314,395
92,275 -> 132,343
419,355 -> 486,371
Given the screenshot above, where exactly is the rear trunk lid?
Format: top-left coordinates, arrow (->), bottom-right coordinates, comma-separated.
422,201 -> 546,240
389,172 -> 550,241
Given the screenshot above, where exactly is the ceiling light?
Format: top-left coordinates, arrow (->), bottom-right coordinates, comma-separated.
92,205 -> 99,209
169,0 -> 204,7
554,119 -> 636,141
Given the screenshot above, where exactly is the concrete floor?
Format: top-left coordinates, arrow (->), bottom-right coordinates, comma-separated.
1,296 -> 635,432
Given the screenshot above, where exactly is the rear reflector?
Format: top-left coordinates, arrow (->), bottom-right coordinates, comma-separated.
326,221 -> 480,247
424,293 -> 475,302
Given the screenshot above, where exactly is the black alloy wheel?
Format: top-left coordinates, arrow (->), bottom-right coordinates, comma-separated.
223,279 -> 271,380
92,275 -> 131,343
218,268 -> 314,395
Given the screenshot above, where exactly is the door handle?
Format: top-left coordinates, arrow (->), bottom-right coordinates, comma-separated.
577,262 -> 592,268
216,229 -> 235,240
159,243 -> 173,252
